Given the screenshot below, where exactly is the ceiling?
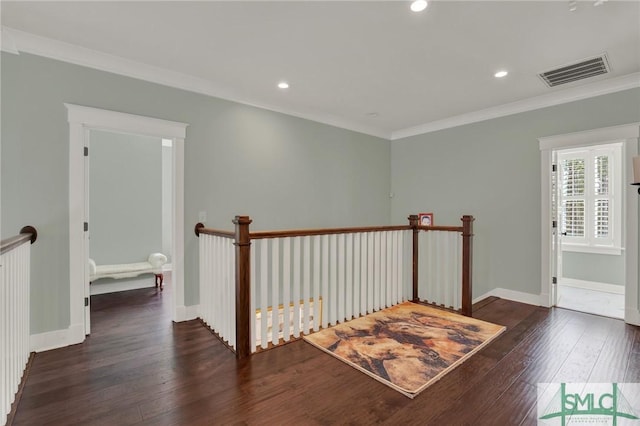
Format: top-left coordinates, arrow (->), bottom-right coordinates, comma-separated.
2,1 -> 639,139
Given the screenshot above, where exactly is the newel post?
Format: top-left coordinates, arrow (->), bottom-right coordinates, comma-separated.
461,215 -> 474,316
233,215 -> 252,359
408,214 -> 420,302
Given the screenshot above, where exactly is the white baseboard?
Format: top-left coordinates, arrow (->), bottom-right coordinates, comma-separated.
473,288 -> 544,307
174,304 -> 199,322
30,322 -> 85,353
474,287 -> 640,325
90,276 -> 156,295
559,277 -> 624,295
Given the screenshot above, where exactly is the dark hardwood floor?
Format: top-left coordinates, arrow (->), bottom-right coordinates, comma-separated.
12,277 -> 639,425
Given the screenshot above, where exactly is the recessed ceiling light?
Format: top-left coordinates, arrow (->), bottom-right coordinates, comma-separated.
277,81 -> 289,89
365,112 -> 379,118
494,70 -> 508,78
410,0 -> 428,12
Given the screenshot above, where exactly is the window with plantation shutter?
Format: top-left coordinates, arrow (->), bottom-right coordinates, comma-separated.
557,142 -> 622,254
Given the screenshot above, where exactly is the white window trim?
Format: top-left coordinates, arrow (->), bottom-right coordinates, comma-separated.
557,142 -> 623,255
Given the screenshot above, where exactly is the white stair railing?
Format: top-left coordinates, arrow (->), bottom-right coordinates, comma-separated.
195,215 -> 474,359
250,229 -> 412,351
1,226 -> 37,425
197,229 -> 236,349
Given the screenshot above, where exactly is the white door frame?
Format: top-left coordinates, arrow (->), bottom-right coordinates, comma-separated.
66,104 -> 188,344
539,122 -> 640,325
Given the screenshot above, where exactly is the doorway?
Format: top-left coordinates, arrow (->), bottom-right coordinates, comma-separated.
553,142 -> 624,318
87,130 -> 172,297
539,123 -> 640,325
66,104 -> 187,342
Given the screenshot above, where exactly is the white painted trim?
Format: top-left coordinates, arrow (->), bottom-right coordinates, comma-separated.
540,149 -> 554,309
472,288 -> 544,307
561,245 -> 622,255
625,309 -> 640,326
4,27 -> 388,139
539,123 -> 640,325
30,323 -> 85,353
65,104 -> 187,139
4,26 -> 639,142
539,123 -> 640,150
392,74 -> 640,140
68,116 -> 86,342
558,278 -> 624,295
175,304 -> 200,322
623,132 -> 639,327
1,27 -> 20,55
171,136 -> 185,323
89,277 -> 156,296
66,104 -> 188,344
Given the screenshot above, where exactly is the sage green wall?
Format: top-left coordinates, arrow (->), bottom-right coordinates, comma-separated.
391,88 -> 640,299
1,52 -> 390,334
89,130 -> 163,265
561,251 -> 624,286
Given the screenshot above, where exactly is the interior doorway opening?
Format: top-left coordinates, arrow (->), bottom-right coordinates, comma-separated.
553,142 -> 624,319
539,123 -> 639,326
87,131 -> 173,300
66,104 -> 187,343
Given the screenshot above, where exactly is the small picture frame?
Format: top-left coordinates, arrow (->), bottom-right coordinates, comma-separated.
418,213 -> 434,226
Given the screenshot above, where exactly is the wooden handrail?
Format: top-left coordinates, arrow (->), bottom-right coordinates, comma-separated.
250,225 -> 411,240
195,213 -> 474,358
194,223 -> 464,240
194,223 -> 235,239
417,225 -> 463,232
1,226 -> 38,255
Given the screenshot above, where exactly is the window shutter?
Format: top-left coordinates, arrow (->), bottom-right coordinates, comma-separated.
561,156 -> 586,240
557,143 -> 621,253
593,154 -> 610,240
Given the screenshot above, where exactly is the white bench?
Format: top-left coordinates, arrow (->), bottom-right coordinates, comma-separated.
89,253 -> 168,290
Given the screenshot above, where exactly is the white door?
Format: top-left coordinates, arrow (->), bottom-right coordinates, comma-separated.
84,130 -> 91,334
550,152 -> 560,307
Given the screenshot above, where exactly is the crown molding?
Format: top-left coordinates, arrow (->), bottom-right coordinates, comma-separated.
391,72 -> 640,141
3,26 -> 638,142
1,26 -> 390,140
1,26 -> 20,54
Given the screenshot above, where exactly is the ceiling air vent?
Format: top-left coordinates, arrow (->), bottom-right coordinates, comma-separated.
538,54 -> 610,88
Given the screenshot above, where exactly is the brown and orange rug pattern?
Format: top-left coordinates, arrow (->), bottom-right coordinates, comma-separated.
303,302 -> 505,398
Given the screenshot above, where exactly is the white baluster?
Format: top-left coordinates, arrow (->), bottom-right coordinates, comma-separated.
313,236 -> 321,331
321,234 -> 329,328
303,236 -> 311,333
353,233 -> 361,318
345,233 -> 353,321
282,237 -> 291,342
250,239 -> 257,352
367,233 -> 374,314
338,233 -> 345,323
293,237 -> 301,337
260,240 -> 269,349
271,238 -> 280,346
329,234 -> 337,325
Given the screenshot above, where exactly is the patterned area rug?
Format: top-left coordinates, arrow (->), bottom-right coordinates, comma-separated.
303,302 -> 505,398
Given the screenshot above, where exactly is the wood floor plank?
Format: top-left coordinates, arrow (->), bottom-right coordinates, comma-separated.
624,326 -> 640,383
11,280 -> 640,426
